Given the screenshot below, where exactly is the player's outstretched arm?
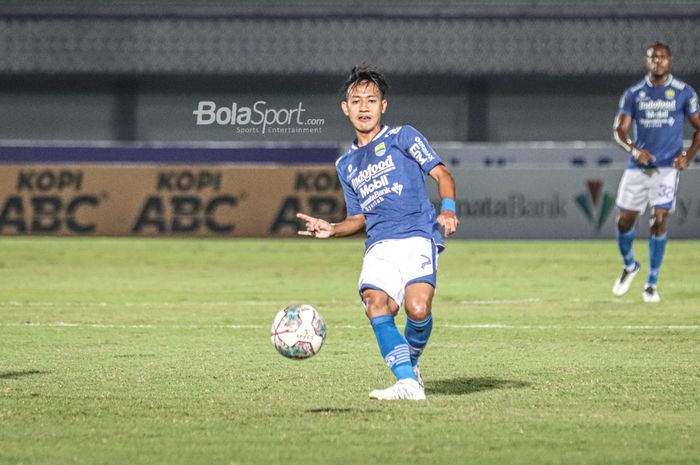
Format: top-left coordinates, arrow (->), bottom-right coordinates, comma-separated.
428,164 -> 460,237
673,113 -> 700,170
613,113 -> 656,165
296,213 -> 365,239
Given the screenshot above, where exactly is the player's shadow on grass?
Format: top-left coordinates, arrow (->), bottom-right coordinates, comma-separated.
305,408 -> 361,414
427,377 -> 528,395
0,370 -> 47,380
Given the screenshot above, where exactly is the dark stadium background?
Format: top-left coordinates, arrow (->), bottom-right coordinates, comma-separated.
1,0 -> 699,238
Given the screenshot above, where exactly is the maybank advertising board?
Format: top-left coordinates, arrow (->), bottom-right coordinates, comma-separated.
0,165 -> 345,237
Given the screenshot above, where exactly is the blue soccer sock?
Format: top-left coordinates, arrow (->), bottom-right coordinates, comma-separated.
647,233 -> 668,285
616,228 -> 637,268
404,314 -> 433,367
370,315 -> 416,381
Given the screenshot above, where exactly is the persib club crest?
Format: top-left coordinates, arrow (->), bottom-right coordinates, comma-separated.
374,142 -> 386,157
575,180 -> 615,232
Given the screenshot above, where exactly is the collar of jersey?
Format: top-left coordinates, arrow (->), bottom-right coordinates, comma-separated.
645,74 -> 673,88
350,125 -> 389,151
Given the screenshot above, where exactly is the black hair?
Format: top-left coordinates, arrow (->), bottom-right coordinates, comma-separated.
647,41 -> 672,56
341,65 -> 389,100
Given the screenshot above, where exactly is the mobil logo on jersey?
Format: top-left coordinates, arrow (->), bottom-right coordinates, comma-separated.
575,179 -> 615,232
359,175 -> 389,197
350,155 -> 396,190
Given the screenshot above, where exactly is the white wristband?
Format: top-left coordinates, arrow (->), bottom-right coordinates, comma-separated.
631,147 -> 641,160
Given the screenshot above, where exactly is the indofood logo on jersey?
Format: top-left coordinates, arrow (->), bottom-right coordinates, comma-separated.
574,180 -> 615,232
638,99 -> 676,111
350,155 -> 396,190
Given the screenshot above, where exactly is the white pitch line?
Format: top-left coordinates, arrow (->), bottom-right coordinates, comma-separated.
594,324 -> 698,330
0,322 -> 265,329
1,323 -> 699,330
441,324 -> 700,330
0,301 -> 292,308
456,298 -> 643,305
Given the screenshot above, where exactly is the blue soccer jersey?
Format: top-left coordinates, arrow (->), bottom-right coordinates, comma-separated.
335,125 -> 444,251
619,75 -> 699,168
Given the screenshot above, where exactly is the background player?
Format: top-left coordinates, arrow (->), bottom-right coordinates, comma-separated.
612,41 -> 700,302
297,65 -> 459,400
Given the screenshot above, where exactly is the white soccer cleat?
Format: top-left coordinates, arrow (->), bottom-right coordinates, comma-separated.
642,285 -> 661,303
413,364 -> 424,389
369,378 -> 425,401
612,262 -> 640,296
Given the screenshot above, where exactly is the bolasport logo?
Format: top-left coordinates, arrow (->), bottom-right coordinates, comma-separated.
193,101 -> 325,135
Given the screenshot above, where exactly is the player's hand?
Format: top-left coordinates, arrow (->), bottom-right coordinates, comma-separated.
437,211 -> 460,237
296,213 -> 334,239
635,148 -> 656,166
672,151 -> 690,171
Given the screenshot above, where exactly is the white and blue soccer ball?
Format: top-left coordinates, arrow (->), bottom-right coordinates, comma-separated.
270,304 -> 327,359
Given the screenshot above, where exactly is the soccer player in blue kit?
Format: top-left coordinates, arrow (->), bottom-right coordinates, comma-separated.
612,42 -> 700,302
297,66 -> 459,400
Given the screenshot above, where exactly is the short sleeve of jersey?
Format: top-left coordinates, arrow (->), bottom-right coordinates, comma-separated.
684,85 -> 699,117
618,89 -> 635,116
396,125 -> 442,174
337,164 -> 362,216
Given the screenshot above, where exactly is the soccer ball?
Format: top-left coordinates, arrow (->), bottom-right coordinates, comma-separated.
270,304 -> 327,359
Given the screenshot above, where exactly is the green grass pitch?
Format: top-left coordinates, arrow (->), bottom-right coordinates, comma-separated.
1,237 -> 698,465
